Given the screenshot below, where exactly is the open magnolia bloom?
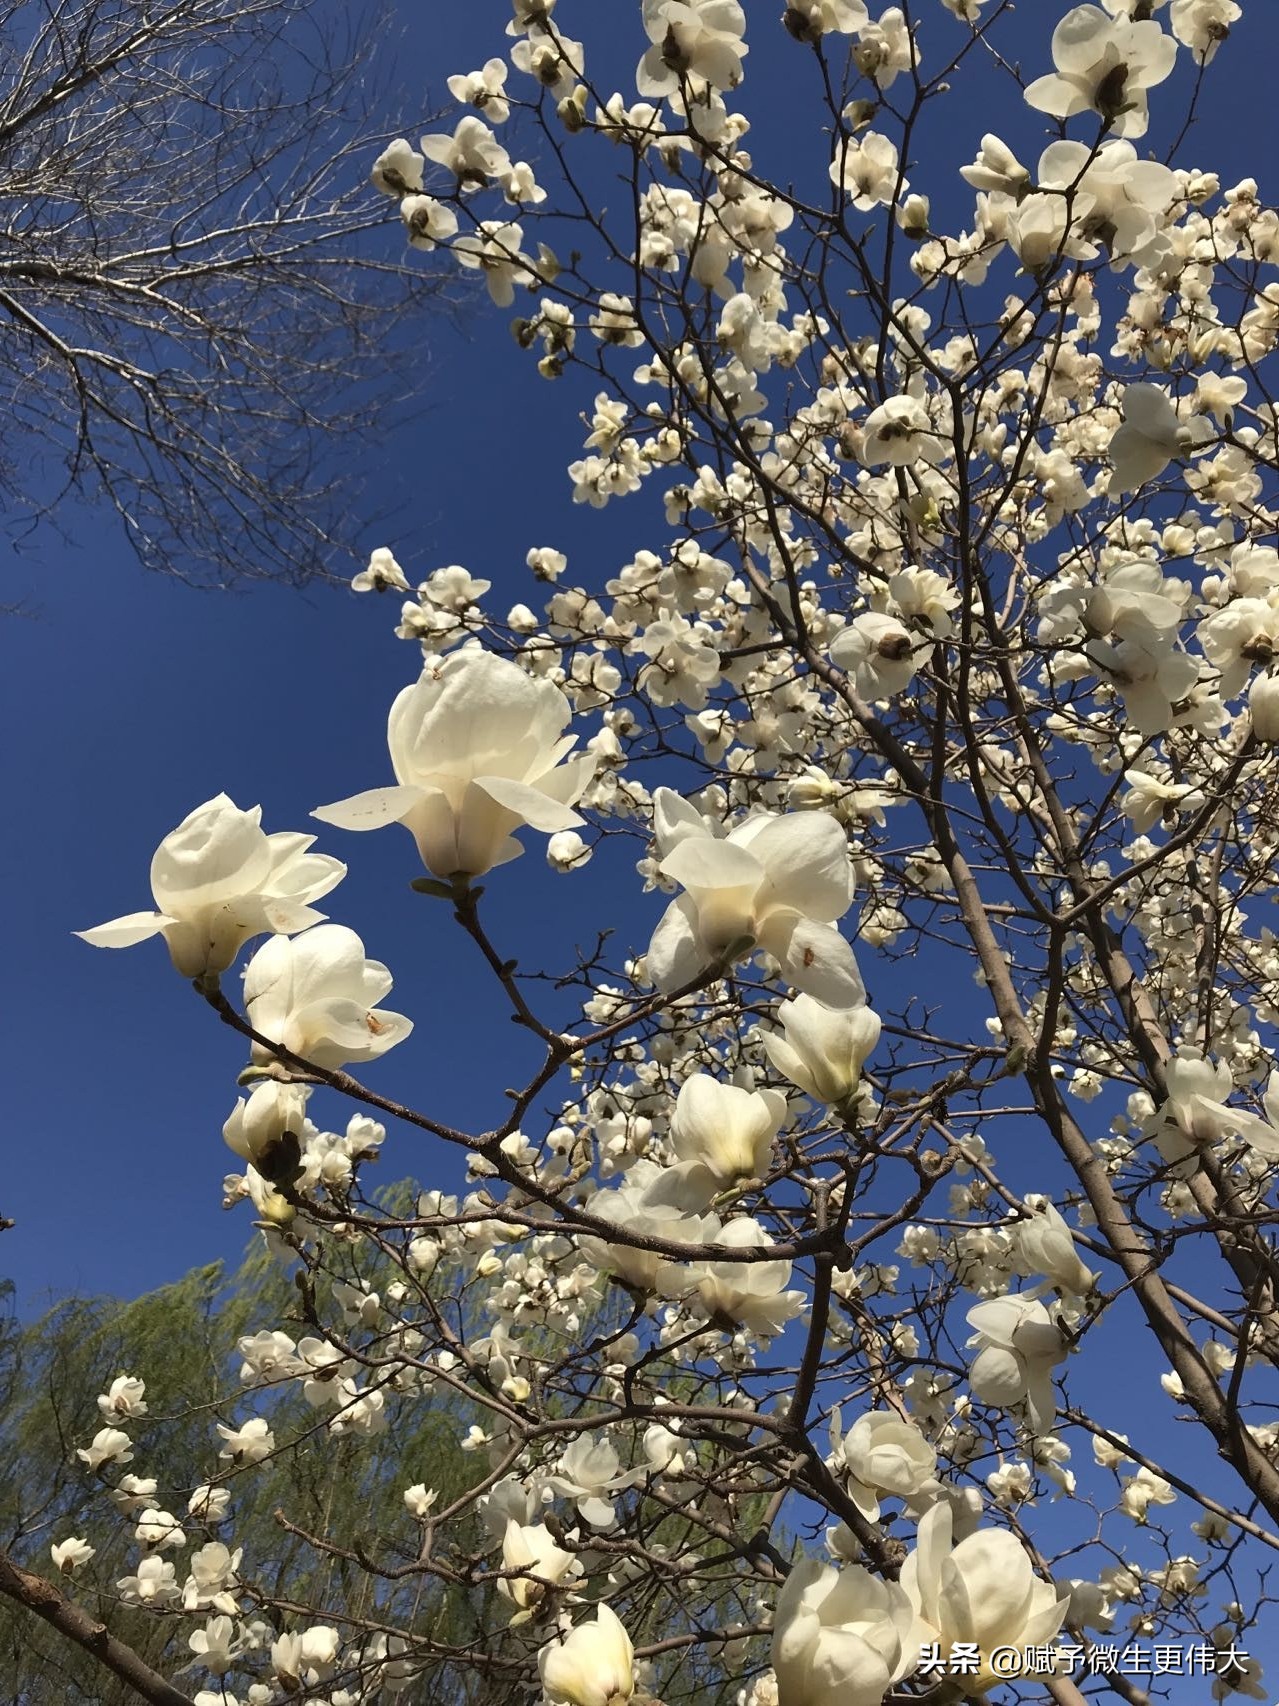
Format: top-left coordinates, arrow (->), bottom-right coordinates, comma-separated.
1214,1072 -> 1279,1160
669,1073 -> 787,1184
1024,5 -> 1176,138
1145,1050 -> 1243,1171
636,0 -> 747,99
545,1434 -> 646,1530
243,925 -> 412,1073
538,1603 -> 635,1706
829,611 -> 920,702
965,1295 -> 1068,1434
1036,139 -> 1178,268
77,794 -> 345,979
578,1160 -> 722,1292
684,1216 -> 806,1338
836,1410 -> 938,1522
646,789 -> 863,1007
761,994 -> 881,1109
313,649 -> 594,881
1106,384 -> 1211,495
772,1558 -> 917,1706
901,1502 -> 1070,1690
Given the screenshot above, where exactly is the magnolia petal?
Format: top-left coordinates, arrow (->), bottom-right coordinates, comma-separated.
741,810 -> 854,920
659,835 -> 761,894
471,773 -> 585,833
647,896 -> 707,992
1023,73 -> 1091,120
311,786 -> 425,832
770,916 -> 866,1008
968,1344 -> 1026,1409
1049,5 -> 1109,73
652,786 -> 712,858
76,911 -> 170,950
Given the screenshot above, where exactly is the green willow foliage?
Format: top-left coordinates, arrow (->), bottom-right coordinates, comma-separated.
0,1201 -> 770,1704
0,1228 -> 494,1705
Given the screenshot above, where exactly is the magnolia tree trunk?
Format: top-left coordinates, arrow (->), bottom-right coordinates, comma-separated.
28,1 -> 1279,1704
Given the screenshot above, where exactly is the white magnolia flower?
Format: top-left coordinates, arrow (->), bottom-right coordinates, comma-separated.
783,0 -> 869,39
78,795 -> 345,979
829,132 -> 903,210
1215,1073 -> 1279,1160
579,1161 -> 722,1292
399,195 -> 460,252
182,1542 -> 243,1617
854,9 -> 916,87
858,394 -> 945,467
76,1427 -> 135,1471
636,0 -> 747,99
187,1485 -> 231,1524
1024,5 -> 1177,138
1120,1465 -> 1178,1522
1120,768 -> 1202,833
838,1411 -> 937,1521
452,219 -> 530,306
135,1509 -> 187,1552
446,58 -> 511,120
646,789 -> 863,1007
761,994 -> 880,1109
830,612 -> 920,702
370,139 -> 424,196
546,1435 -> 644,1529
117,1556 -> 179,1606
217,1417 -> 275,1465
418,116 -> 511,187
1199,597 -> 1279,698
1150,1051 -> 1238,1169
772,1558 -> 917,1706
1107,384 -> 1206,495
352,547 -> 411,594
222,1080 -> 310,1170
50,1536 -> 95,1575
960,133 -> 1030,195
110,1475 -> 159,1515
687,1217 -> 806,1338
97,1375 -> 148,1420
1249,674 -> 1279,742
901,1501 -> 1070,1688
497,1519 -> 582,1615
538,1603 -> 635,1706
670,1073 -> 787,1183
314,649 -> 593,880
965,1295 -> 1068,1432
1036,138 -> 1178,266
546,829 -> 591,872
1012,1200 -> 1098,1297
243,925 -> 411,1073
1170,0 -> 1239,63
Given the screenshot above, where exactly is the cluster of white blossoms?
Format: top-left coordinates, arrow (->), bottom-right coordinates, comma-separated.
55,0 -> 1279,1703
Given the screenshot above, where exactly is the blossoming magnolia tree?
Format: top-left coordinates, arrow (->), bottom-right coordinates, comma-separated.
24,0 -> 1279,1702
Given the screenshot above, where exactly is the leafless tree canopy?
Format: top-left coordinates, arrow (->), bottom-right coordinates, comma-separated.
0,0 -> 450,589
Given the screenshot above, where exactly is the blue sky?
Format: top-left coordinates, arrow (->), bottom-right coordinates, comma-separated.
5,4 -> 1279,1665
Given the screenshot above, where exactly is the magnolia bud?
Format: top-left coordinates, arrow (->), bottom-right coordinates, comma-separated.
896,193 -> 931,238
